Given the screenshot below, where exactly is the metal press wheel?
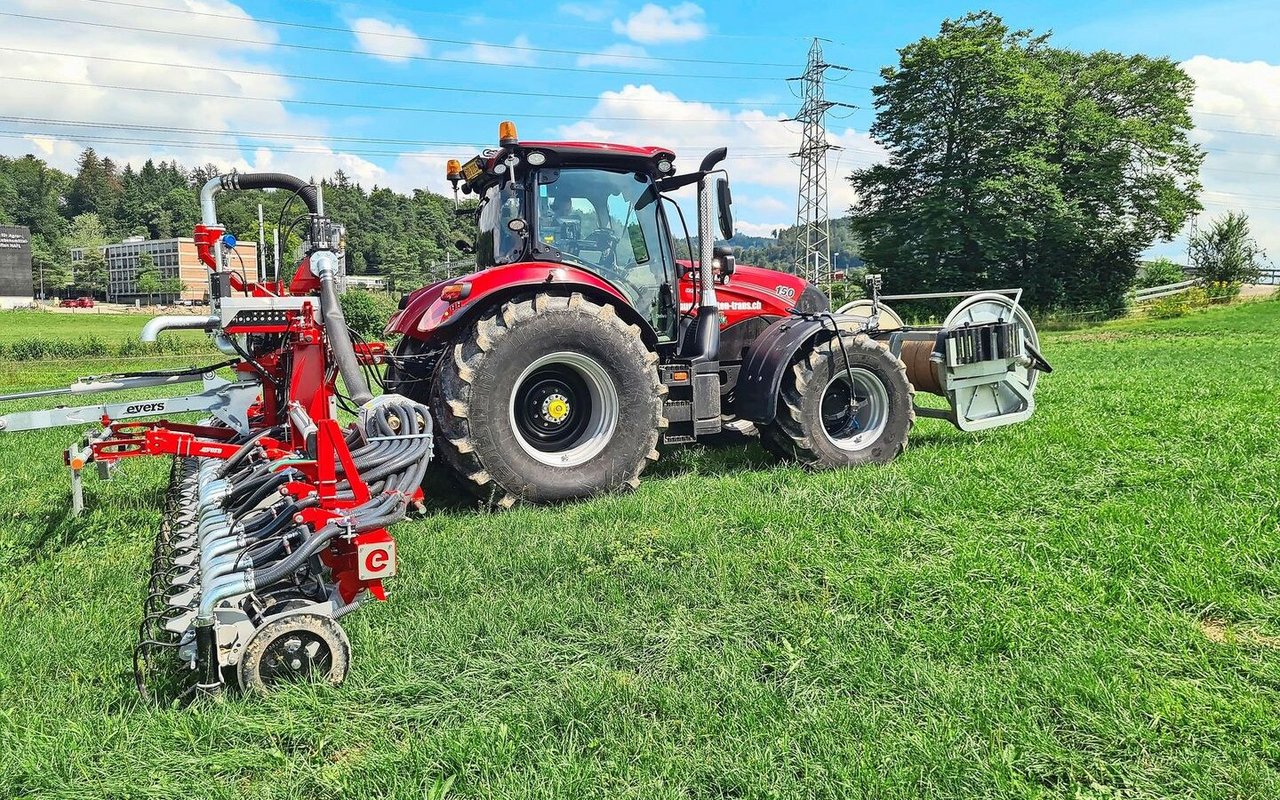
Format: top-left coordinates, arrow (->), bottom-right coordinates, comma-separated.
237,613 -> 350,694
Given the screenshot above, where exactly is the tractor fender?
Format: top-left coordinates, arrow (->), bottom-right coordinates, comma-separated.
385,262 -> 658,347
734,314 -> 871,424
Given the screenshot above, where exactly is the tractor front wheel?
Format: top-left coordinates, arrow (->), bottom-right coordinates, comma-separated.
761,333 -> 915,468
434,292 -> 665,507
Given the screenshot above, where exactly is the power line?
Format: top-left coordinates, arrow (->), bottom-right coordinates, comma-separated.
80,0 -> 800,69
310,0 -> 815,42
0,130 -> 796,162
0,115 -> 803,154
9,115 -> 1276,176
0,11 -> 790,81
0,116 -> 486,148
0,46 -> 789,108
0,76 -> 790,123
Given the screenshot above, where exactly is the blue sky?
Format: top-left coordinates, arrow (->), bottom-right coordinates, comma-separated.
1,0 -> 1277,256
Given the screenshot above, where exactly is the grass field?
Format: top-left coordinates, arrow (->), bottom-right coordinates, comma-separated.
0,309 -> 215,344
1,300 -> 1278,799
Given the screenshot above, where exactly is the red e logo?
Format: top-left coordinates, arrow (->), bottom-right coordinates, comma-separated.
365,548 -> 389,573
357,540 -> 396,579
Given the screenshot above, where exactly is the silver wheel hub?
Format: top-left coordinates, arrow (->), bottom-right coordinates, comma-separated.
819,366 -> 890,452
509,351 -> 619,467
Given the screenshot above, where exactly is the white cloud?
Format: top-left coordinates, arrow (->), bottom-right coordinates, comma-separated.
612,3 -> 708,45
386,152 -> 457,196
443,35 -> 537,67
556,84 -> 886,236
1179,55 -> 1280,260
0,0 -> 385,196
733,221 -> 785,238
559,2 -> 614,22
576,43 -> 655,68
350,17 -> 427,63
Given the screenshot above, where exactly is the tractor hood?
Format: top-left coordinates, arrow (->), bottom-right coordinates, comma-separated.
384,261 -> 642,342
675,262 -> 827,321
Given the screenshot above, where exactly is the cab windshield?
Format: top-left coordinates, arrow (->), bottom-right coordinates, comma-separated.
533,168 -> 675,334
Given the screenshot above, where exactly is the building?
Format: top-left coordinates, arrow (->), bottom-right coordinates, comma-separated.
345,274 -> 388,291
0,224 -> 34,309
72,237 -> 258,304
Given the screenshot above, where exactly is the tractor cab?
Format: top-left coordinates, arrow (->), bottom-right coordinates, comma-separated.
447,128 -> 708,346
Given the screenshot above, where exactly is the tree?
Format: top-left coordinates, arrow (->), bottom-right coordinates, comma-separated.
1,155 -> 70,244
66,212 -> 110,250
161,276 -> 185,304
64,212 -> 112,299
1136,257 -> 1186,289
0,170 -> 16,224
381,241 -> 422,292
79,248 -> 109,299
67,148 -> 122,223
1189,211 -> 1266,288
136,251 -> 161,305
850,12 -> 1202,313
31,237 -> 69,299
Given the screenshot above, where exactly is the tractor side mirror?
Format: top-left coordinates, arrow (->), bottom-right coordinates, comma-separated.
454,237 -> 475,255
716,178 -> 734,241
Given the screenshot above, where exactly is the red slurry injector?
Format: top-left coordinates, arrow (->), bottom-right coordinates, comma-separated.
0,173 -> 433,699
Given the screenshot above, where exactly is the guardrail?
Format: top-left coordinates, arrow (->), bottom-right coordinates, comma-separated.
1133,278 -> 1200,302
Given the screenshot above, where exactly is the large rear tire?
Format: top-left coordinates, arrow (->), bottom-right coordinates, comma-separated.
760,333 -> 915,468
433,292 -> 664,507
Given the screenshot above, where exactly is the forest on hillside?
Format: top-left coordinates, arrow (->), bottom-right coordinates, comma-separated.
0,149 -> 475,295
1,148 -> 876,300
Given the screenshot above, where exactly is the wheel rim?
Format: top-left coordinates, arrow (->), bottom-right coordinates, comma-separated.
256,630 -> 334,686
819,367 -> 890,452
509,351 -> 619,467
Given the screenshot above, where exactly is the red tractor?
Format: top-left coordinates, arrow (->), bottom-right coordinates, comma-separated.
386,122 -> 1050,507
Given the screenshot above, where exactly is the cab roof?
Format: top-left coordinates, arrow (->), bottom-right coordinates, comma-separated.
457,140 -> 676,195
518,141 -> 675,161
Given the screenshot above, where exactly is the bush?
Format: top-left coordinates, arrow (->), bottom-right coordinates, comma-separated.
1204,281 -> 1241,303
1136,257 -> 1185,289
1,335 -> 215,361
340,290 -> 399,340
1190,211 -> 1267,285
1147,286 -> 1210,319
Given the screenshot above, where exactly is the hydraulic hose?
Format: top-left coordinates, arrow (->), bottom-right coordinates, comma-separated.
226,470 -> 295,515
314,250 -> 374,406
223,173 -> 319,214
216,426 -> 282,479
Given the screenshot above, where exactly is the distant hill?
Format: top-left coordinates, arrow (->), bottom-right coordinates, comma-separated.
728,217 -> 863,274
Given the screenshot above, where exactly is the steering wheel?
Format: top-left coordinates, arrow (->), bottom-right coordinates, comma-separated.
587,228 -> 617,253
586,228 -> 623,275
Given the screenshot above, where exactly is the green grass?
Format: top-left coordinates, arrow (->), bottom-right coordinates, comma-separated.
0,310 -> 214,361
0,310 -> 184,343
1,300 -> 1278,799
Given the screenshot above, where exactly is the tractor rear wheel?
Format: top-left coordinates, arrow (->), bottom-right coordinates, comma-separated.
760,333 -> 915,468
434,292 -> 664,507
